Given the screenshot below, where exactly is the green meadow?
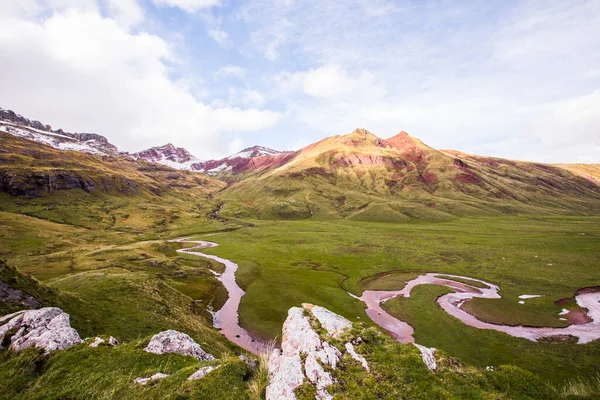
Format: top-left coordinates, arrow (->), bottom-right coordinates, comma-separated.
1,203 -> 599,397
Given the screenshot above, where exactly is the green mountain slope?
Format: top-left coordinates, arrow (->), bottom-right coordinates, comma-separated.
0,131 -> 226,230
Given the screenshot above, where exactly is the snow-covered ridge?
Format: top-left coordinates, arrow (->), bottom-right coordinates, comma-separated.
226,145 -> 284,159
132,143 -> 201,171
192,145 -> 290,175
0,108 -> 118,156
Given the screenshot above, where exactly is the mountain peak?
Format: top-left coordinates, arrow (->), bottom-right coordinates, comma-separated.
228,145 -> 285,159
133,143 -> 199,170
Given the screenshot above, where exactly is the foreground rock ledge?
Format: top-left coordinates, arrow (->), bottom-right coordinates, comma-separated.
144,330 -> 215,361
266,303 -> 368,400
0,307 -> 82,353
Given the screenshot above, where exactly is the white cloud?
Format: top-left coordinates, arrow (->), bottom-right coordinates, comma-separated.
240,89 -> 265,107
0,4 -> 280,159
241,0 -> 600,162
218,65 -> 246,77
227,137 -> 244,154
212,88 -> 266,108
105,0 -> 143,28
152,0 -> 221,13
208,28 -> 229,46
280,65 -> 386,102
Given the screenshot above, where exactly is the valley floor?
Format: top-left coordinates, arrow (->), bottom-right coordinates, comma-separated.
1,212 -> 599,398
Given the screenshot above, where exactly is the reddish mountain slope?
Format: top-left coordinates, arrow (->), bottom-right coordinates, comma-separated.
191,145 -> 297,176
216,129 -> 600,221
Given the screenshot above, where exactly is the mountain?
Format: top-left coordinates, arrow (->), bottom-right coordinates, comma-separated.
0,108 -> 118,156
190,145 -> 295,176
2,105 -> 599,223
0,130 -> 225,230
132,143 -> 201,171
216,128 -> 600,221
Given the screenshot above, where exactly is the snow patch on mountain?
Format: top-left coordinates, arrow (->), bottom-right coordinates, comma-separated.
227,146 -> 283,159
0,121 -> 110,156
0,108 -> 118,156
132,144 -> 201,171
192,145 -> 290,175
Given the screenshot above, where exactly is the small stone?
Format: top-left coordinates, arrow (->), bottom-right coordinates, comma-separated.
134,372 -> 169,385
89,337 -> 105,347
239,354 -> 258,369
413,343 -> 437,371
187,365 -> 219,381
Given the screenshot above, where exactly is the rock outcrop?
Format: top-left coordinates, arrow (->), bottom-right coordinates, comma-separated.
132,144 -> 200,171
0,307 -> 82,353
413,343 -> 437,370
267,303 -> 369,400
144,330 -> 215,361
0,280 -> 41,309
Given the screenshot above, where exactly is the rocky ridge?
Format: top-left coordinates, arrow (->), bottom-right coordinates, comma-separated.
0,108 -> 118,156
190,145 -> 294,176
132,144 -> 201,171
266,303 -> 369,400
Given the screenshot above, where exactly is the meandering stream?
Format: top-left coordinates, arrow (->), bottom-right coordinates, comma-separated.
361,273 -> 600,344
171,238 -> 600,354
169,238 -> 267,354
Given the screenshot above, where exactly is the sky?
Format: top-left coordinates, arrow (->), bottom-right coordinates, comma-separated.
0,0 -> 599,162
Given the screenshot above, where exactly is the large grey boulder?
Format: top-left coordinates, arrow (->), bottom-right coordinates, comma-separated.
0,307 -> 82,353
144,330 -> 215,361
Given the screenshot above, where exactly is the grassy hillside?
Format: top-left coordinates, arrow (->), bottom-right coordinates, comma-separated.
0,131 -> 226,230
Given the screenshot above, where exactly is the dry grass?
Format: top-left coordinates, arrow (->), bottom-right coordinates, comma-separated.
248,340 -> 277,400
554,373 -> 600,398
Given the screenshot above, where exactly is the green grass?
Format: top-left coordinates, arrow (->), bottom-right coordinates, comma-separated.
0,339 -> 252,400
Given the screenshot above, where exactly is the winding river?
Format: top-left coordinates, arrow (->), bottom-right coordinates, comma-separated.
169,238 -> 268,354
171,237 -> 600,354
